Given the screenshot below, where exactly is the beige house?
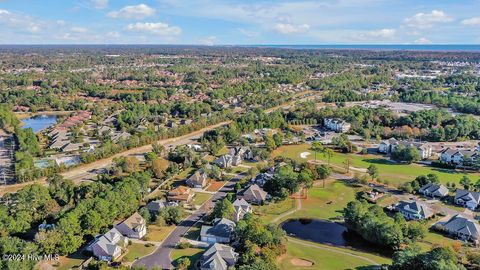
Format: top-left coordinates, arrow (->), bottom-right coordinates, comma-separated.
237,184 -> 269,205
115,212 -> 147,239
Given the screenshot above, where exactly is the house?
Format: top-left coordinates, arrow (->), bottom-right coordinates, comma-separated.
145,199 -> 178,215
440,144 -> 479,165
378,138 -> 432,159
89,228 -> 128,261
395,200 -> 434,220
378,138 -> 398,153
115,212 -> 147,239
200,218 -> 236,244
442,214 -> 480,244
418,183 -> 449,198
200,243 -> 238,270
186,170 -> 209,188
229,146 -> 254,160
251,172 -> 273,187
60,142 -> 83,153
232,198 -> 252,222
167,186 -> 194,203
324,118 -> 351,133
237,184 -> 269,205
213,154 -> 241,168
454,189 -> 480,210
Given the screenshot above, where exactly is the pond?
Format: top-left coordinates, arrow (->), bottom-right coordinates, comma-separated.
21,115 -> 57,133
282,219 -> 391,256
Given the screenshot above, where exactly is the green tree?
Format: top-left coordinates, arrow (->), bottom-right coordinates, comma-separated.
311,141 -> 324,162
176,257 -> 191,270
367,164 -> 379,181
211,198 -> 235,219
264,134 -> 277,152
460,175 -> 471,190
323,148 -> 334,165
297,168 -> 314,189
273,132 -> 284,148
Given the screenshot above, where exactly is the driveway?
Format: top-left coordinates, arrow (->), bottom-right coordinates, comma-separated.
133,172 -> 245,269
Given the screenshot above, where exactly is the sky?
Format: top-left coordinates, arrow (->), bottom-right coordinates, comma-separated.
0,0 -> 479,45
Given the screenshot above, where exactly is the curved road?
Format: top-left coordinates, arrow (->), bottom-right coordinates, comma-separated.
133,172 -> 244,269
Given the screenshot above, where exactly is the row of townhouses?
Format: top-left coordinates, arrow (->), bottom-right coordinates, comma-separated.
378,138 -> 433,159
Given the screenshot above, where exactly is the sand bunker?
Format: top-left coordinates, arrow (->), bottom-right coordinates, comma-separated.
291,258 -> 314,267
300,152 -> 311,159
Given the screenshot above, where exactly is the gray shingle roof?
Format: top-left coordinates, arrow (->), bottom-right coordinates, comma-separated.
444,214 -> 480,240
200,218 -> 235,239
201,243 -> 237,269
396,200 -> 433,218
455,189 -> 480,203
419,183 -> 449,197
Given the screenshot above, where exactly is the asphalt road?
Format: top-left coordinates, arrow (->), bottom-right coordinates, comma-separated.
133,172 -> 244,269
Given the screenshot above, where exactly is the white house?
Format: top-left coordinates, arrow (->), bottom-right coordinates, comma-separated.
89,228 -> 128,261
232,198 -> 252,222
440,147 -> 478,166
324,118 -> 351,133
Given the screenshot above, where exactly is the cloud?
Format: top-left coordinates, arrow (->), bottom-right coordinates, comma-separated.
126,22 -> 181,36
355,28 -> 396,40
199,36 -> 218,46
462,17 -> 480,26
404,10 -> 453,29
108,4 -> 155,19
71,27 -> 88,33
273,23 -> 310,34
0,9 -> 42,33
239,28 -> 260,38
414,37 -> 432,44
106,31 -> 120,38
91,0 -> 108,9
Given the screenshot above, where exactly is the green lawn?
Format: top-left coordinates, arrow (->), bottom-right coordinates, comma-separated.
257,180 -> 359,224
217,146 -> 229,156
273,144 -> 480,186
279,238 -> 391,270
171,247 -> 205,270
287,181 -> 359,223
56,253 -> 88,270
418,230 -> 460,251
123,243 -> 156,263
184,226 -> 201,241
255,198 -> 296,223
145,224 -> 175,242
171,167 -> 196,186
192,192 -> 212,206
232,165 -> 250,173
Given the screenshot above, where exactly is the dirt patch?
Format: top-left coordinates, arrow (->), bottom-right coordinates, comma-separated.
206,181 -> 224,192
291,258 -> 314,267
